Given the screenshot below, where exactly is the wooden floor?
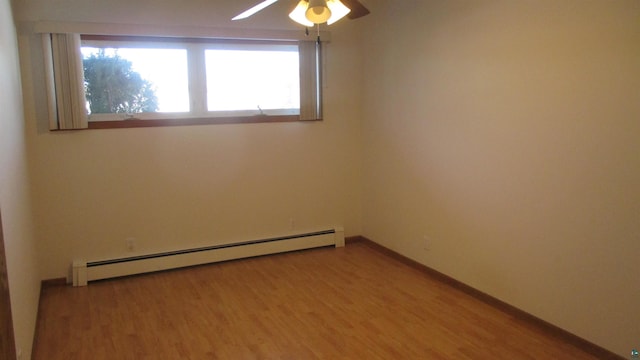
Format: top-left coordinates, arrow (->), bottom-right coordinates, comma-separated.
34,242 -> 603,360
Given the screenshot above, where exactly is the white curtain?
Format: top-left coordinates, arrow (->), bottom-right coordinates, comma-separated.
298,40 -> 322,121
43,33 -> 88,130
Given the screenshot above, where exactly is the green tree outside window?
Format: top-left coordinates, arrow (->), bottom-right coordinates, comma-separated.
83,50 -> 159,114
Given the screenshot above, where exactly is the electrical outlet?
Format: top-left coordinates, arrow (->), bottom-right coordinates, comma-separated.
423,235 -> 431,251
126,237 -> 136,252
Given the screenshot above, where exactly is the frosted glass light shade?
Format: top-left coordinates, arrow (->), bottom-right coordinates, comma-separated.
326,0 -> 351,25
289,1 -> 314,26
306,0 -> 332,24
289,0 -> 351,26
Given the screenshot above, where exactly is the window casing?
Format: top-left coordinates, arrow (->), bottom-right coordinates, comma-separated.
81,36 -> 307,122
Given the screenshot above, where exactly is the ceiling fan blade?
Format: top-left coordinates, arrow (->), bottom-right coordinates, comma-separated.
341,0 -> 370,19
232,0 -> 280,20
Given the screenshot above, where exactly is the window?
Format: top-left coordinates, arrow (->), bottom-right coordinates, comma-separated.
45,34 -> 322,130
205,47 -> 299,113
81,45 -> 191,116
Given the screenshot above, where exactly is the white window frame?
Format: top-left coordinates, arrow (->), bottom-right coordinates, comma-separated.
81,35 -> 306,123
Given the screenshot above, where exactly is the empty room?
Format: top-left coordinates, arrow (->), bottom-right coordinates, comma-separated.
1,0 -> 638,358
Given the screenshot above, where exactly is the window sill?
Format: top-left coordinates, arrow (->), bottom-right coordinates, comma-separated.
86,114 -> 317,130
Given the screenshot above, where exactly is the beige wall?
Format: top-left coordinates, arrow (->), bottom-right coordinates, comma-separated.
0,0 -> 40,358
14,0 -> 363,280
13,0 -> 639,357
361,0 -> 639,356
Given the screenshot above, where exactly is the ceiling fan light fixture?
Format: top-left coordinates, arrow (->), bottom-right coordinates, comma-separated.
235,0 -> 369,24
306,0 -> 332,24
326,0 -> 351,25
289,0 -> 314,26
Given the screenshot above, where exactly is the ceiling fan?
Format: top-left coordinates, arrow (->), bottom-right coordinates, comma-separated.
232,0 -> 370,26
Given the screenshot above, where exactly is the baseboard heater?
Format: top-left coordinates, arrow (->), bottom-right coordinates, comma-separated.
72,228 -> 344,287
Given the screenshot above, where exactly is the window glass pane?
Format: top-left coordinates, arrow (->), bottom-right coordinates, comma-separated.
205,49 -> 300,112
81,47 -> 189,114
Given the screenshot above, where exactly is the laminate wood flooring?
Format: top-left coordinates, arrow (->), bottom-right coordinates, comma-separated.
33,242 -> 603,359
